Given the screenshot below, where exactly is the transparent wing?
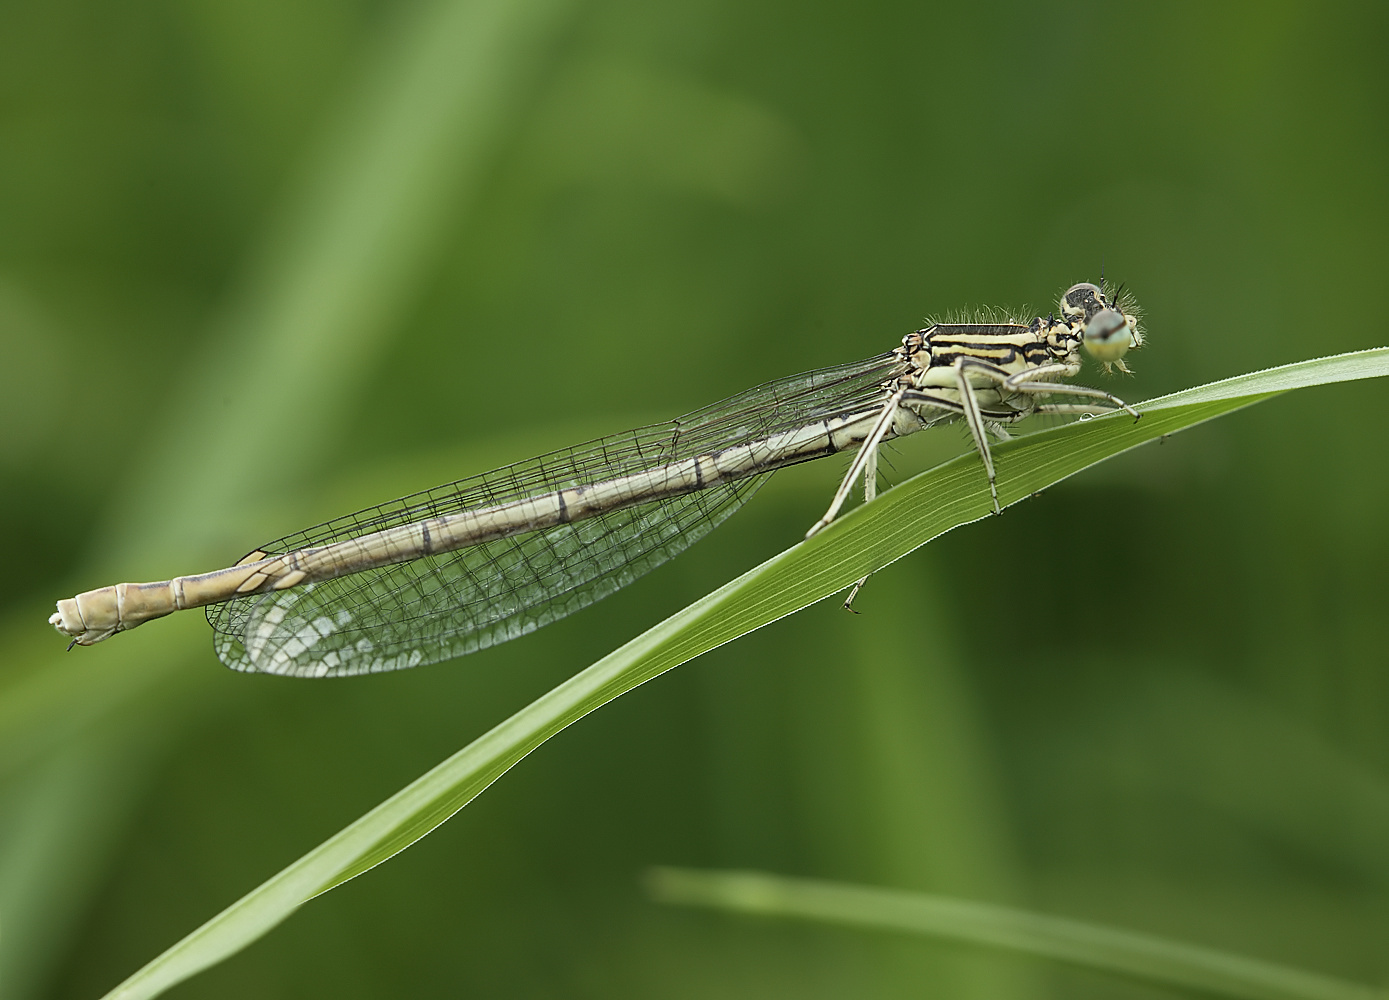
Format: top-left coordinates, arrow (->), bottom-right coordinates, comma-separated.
208,352 -> 903,677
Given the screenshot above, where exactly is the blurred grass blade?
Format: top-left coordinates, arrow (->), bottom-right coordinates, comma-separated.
645,868 -> 1381,1000
0,0 -> 574,995
103,0 -> 576,566
98,348 -> 1389,1000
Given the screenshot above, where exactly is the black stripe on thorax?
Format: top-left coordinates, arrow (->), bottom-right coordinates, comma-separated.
925,323 -> 1031,341
932,345 -> 1017,363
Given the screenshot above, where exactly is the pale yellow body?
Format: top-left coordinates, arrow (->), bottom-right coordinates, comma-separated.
50,279 -> 1142,674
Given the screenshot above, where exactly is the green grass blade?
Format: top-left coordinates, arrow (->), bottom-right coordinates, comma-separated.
98,348 -> 1389,1000
645,868 -> 1382,1000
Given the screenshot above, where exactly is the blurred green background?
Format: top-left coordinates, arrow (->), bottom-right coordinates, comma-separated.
3,0 -> 1387,996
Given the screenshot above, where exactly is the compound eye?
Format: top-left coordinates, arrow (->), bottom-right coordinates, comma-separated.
1061,282 -> 1105,322
1081,307 -> 1133,361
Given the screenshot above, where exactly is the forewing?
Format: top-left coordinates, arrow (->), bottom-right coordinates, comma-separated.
207,352 -> 901,676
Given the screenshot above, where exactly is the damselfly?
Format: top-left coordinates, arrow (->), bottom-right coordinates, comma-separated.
50,281 -> 1142,677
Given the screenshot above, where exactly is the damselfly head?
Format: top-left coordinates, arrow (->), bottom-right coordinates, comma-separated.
1082,307 -> 1137,364
1063,281 -> 1143,373
1061,282 -> 1106,324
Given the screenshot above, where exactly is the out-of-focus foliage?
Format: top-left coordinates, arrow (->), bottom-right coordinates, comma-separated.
1,0 -> 1386,997
649,868 -> 1381,1000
